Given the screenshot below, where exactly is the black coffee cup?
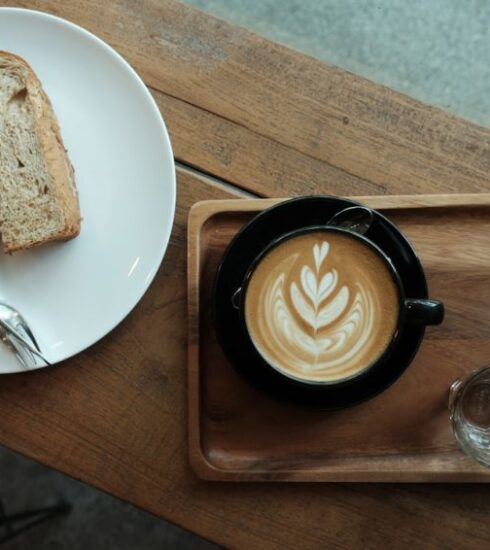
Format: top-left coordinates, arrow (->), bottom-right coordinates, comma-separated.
213,196 -> 444,409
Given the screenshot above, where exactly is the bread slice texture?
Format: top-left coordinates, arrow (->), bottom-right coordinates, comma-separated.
0,51 -> 80,253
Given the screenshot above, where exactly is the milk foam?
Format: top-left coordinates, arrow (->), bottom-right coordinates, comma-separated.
245,235 -> 398,382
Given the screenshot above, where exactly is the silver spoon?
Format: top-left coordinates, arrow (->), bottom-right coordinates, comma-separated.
327,205 -> 374,235
0,324 -> 33,369
0,302 -> 51,367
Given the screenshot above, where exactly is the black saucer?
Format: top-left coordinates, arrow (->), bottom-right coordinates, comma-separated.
213,196 -> 428,409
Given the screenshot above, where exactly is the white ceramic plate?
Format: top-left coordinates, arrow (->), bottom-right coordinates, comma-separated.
0,8 -> 176,373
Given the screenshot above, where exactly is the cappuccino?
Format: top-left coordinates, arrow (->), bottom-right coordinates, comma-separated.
244,230 -> 400,383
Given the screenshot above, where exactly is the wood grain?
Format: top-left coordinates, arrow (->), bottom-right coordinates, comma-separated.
0,169 -> 489,549
0,1 -> 490,548
5,0 -> 490,197
188,196 -> 490,482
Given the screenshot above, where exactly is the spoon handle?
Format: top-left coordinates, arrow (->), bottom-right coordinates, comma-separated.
0,328 -> 32,369
0,319 -> 51,366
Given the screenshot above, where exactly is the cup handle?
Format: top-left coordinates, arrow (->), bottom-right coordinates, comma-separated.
405,298 -> 444,326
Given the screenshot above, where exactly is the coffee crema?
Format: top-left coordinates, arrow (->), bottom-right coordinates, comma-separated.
244,231 -> 400,382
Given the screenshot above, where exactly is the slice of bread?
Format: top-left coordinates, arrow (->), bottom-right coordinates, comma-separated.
0,51 -> 80,253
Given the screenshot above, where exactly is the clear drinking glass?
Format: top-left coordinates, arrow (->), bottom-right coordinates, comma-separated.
449,366 -> 490,467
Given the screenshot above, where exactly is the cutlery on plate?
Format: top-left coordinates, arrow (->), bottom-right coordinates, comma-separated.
0,302 -> 51,367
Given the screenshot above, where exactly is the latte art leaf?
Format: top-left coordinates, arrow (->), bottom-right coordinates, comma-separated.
318,271 -> 337,301
316,286 -> 349,329
313,241 -> 329,271
291,243 -> 349,332
290,282 -> 315,328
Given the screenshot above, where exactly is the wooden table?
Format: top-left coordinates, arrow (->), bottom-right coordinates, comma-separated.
2,1 -> 490,548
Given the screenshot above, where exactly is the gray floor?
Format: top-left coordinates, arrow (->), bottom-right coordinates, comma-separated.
185,0 -> 490,128
0,446 -> 216,549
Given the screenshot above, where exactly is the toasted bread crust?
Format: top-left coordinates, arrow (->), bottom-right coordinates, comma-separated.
0,51 -> 81,253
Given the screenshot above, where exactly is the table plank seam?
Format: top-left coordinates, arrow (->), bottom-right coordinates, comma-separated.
148,86 -> 389,194
175,161 -> 259,198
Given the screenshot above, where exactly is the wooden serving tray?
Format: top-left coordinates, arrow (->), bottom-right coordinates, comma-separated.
188,194 -> 490,482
